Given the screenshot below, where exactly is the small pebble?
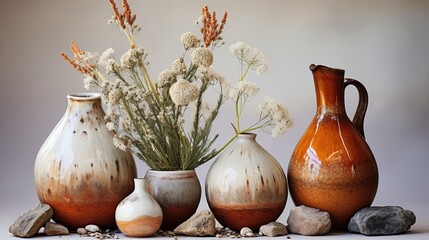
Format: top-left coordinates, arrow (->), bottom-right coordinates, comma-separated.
85,224 -> 100,233
240,227 -> 253,236
245,232 -> 254,237
77,227 -> 88,235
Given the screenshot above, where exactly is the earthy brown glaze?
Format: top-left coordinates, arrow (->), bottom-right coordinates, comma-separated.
288,65 -> 378,229
144,170 -> 201,230
34,93 -> 137,229
209,203 -> 285,231
116,215 -> 162,237
206,134 -> 287,231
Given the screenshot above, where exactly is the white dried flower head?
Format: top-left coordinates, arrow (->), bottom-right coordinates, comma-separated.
229,41 -> 251,57
83,76 -> 94,90
259,97 -> 294,137
251,48 -> 269,75
113,134 -> 130,151
191,47 -> 214,68
99,48 -> 115,66
108,88 -> 122,106
80,51 -> 97,66
180,32 -> 200,49
169,79 -> 199,106
157,69 -> 177,88
171,58 -> 187,74
204,67 -> 232,94
106,121 -> 116,131
120,47 -> 146,69
230,81 -> 260,99
119,118 -> 133,132
230,41 -> 269,75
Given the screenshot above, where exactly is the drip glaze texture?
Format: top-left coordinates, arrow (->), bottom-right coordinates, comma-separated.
34,93 -> 137,229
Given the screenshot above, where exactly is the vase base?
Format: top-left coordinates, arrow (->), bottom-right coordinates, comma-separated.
209,204 -> 284,231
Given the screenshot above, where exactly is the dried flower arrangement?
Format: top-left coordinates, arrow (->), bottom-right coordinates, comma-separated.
61,0 -> 293,170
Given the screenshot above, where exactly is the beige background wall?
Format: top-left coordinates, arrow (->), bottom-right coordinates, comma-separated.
1,0 -> 428,236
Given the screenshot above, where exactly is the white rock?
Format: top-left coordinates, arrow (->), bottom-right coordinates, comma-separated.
287,205 -> 331,235
85,224 -> 100,233
259,222 -> 288,237
240,227 -> 253,236
77,227 -> 88,235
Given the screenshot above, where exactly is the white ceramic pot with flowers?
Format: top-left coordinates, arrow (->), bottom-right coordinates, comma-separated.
205,42 -> 294,231
115,178 -> 162,237
61,2 -> 231,230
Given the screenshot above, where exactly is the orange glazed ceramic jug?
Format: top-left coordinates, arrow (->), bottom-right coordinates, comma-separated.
288,64 -> 378,229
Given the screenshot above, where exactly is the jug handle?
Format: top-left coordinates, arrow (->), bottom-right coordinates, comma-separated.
344,78 -> 368,139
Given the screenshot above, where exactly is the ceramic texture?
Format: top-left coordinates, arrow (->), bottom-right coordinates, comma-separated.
144,170 -> 201,230
115,178 -> 163,237
205,133 -> 287,231
288,65 -> 378,229
34,93 -> 137,229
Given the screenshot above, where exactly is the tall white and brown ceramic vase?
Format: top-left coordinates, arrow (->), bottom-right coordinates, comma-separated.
115,178 -> 163,237
205,133 -> 287,231
34,93 -> 137,229
144,170 -> 201,230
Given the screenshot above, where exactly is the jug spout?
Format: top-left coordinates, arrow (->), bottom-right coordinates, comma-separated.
310,64 -> 346,114
309,64 -> 368,138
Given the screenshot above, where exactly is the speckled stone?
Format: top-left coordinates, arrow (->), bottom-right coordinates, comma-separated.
9,204 -> 53,237
348,206 -> 416,235
174,210 -> 216,236
287,205 -> 331,235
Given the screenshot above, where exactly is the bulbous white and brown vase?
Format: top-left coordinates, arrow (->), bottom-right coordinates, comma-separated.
115,178 -> 163,237
205,133 -> 287,231
34,93 -> 137,229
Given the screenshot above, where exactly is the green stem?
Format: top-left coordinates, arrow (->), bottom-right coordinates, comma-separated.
212,133 -> 238,158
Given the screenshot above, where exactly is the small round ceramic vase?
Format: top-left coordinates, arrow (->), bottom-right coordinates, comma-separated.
144,170 -> 201,230
205,133 -> 287,231
34,93 -> 137,229
115,178 -> 163,237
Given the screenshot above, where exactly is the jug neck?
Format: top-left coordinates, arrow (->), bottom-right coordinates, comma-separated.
310,64 -> 346,114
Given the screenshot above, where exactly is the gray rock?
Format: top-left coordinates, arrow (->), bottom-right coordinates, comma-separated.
174,210 -> 216,236
44,222 -> 69,236
85,224 -> 100,233
287,205 -> 331,235
348,206 -> 416,235
259,222 -> 288,237
9,204 -> 54,237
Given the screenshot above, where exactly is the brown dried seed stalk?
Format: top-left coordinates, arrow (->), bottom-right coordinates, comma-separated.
122,0 -> 136,26
109,0 -> 125,29
61,41 -> 95,77
200,6 -> 227,47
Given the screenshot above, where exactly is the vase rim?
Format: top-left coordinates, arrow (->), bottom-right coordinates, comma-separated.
67,93 -> 101,101
237,132 -> 257,139
146,169 -> 196,175
309,64 -> 345,74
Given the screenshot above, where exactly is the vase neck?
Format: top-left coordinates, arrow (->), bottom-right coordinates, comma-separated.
310,64 -> 346,115
237,133 -> 257,141
134,178 -> 148,192
66,93 -> 103,115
